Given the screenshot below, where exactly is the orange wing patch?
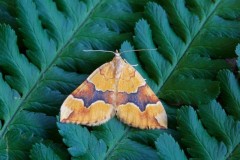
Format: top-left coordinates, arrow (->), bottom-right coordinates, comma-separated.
60,50 -> 167,129
61,96 -> 114,125
60,62 -> 116,126
117,102 -> 167,129
88,61 -> 115,92
117,67 -> 145,93
116,63 -> 167,129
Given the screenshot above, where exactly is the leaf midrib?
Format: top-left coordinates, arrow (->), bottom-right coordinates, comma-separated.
157,0 -> 222,95
0,0 -> 104,139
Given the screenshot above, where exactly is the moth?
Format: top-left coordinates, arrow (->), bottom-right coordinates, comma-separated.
60,50 -> 167,129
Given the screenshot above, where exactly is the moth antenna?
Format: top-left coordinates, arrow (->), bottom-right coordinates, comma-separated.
121,48 -> 157,54
131,64 -> 138,67
83,49 -> 115,54
83,48 -> 156,55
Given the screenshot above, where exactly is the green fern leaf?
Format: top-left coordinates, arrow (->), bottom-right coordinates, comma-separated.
30,143 -> 61,160
17,0 -> 57,70
177,106 -> 227,159
58,122 -> 107,159
30,142 -> 69,160
198,100 -> 240,158
0,24 -> 39,93
127,127 -> 176,147
155,133 -> 187,160
237,44 -> 240,72
230,144 -> 240,160
0,24 -> 56,159
217,70 -> 240,120
58,118 -> 159,160
0,129 -> 40,160
0,1 -> 16,28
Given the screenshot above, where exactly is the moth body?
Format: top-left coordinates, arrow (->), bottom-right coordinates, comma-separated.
60,50 -> 167,129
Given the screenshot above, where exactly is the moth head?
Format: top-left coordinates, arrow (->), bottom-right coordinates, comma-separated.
115,50 -> 121,57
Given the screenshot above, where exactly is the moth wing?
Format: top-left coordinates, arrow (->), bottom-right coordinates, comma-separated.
116,62 -> 167,129
60,61 -> 116,126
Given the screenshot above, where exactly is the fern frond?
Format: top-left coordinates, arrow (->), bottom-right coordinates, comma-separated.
155,133 -> 187,160
199,100 -> 240,158
0,24 -> 39,93
0,1 -> 16,28
237,44 -> 240,72
177,106 -> 227,160
0,129 -> 41,159
58,118 -> 159,160
0,25 -> 56,159
58,122 -> 107,159
230,144 -> 240,160
217,70 -> 240,119
30,142 -> 68,160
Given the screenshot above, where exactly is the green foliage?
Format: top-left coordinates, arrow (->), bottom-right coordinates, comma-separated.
217,70 -> 240,120
31,143 -> 62,160
155,133 -> 187,160
177,106 -> 227,160
237,45 -> 240,72
58,118 -> 161,160
30,142 -> 69,160
199,100 -> 240,157
131,1 -> 239,103
0,0 -> 240,159
58,122 -> 108,159
0,24 -> 56,159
